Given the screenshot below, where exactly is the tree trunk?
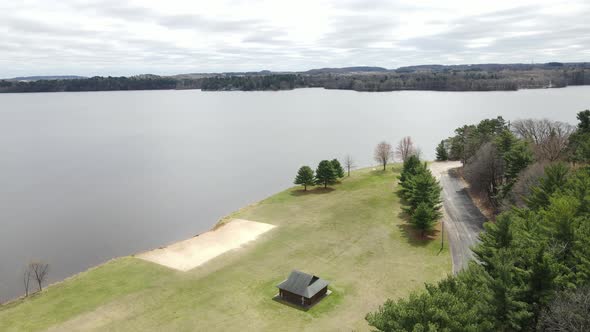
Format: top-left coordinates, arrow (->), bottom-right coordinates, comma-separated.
304,184 -> 307,191
383,162 -> 386,170
324,182 -> 327,189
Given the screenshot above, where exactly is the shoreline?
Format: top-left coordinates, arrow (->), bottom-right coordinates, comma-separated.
0,163 -> 473,306
136,219 -> 276,271
0,165 -> 454,331
1,84 -> 586,95
0,184 -> 285,306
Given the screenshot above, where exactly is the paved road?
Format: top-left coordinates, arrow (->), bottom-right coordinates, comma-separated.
429,162 -> 487,274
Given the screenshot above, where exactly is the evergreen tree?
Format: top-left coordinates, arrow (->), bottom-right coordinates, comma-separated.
494,129 -> 518,155
405,170 -> 442,214
577,109 -> 590,131
573,217 -> 590,283
568,110 -> 590,163
563,166 -> 590,215
398,155 -> 426,199
366,266 -> 495,331
474,213 -> 513,269
500,139 -> 533,198
484,129 -> 534,200
525,163 -> 569,210
330,159 -> 345,178
411,202 -> 438,237
315,160 -> 338,188
543,195 -> 579,261
294,166 -> 315,191
369,145 -> 590,332
435,140 -> 449,161
527,248 -> 557,325
487,252 -> 532,330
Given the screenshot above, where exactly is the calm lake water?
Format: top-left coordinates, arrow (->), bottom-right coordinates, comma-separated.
1,87 -> 589,300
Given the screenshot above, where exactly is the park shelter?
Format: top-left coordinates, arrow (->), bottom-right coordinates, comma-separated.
277,270 -> 329,307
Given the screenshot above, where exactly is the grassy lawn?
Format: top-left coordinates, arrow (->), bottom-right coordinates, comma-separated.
0,166 -> 450,331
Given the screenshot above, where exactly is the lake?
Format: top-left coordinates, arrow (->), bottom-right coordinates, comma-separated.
1,87 -> 589,301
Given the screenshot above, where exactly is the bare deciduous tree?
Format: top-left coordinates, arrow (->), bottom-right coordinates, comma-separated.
463,142 -> 505,206
504,162 -> 547,209
29,262 -> 49,292
414,147 -> 423,160
23,265 -> 33,297
396,136 -> 416,162
538,286 -> 590,331
374,141 -> 393,170
512,119 -> 574,161
344,155 -> 355,177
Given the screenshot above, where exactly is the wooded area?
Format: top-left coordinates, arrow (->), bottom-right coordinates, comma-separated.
368,111 -> 590,331
2,63 -> 589,93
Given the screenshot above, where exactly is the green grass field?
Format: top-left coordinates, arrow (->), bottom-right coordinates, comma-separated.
0,166 -> 451,331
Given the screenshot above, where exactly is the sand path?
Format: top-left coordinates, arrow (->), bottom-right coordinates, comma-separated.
137,219 -> 276,271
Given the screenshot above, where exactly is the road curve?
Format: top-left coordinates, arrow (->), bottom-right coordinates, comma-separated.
429,162 -> 487,274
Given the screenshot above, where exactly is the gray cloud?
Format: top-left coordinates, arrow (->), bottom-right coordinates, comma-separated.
0,0 -> 589,77
158,14 -> 262,32
242,30 -> 291,45
397,5 -> 590,61
320,14 -> 400,48
68,1 -> 266,33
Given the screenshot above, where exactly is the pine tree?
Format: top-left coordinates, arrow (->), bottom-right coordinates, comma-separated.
366,266 -> 495,331
435,140 -> 449,161
573,218 -> 590,283
500,139 -> 533,197
411,202 -> 438,237
525,163 -> 569,210
527,248 -> 557,320
398,155 -> 426,199
369,165 -> 590,332
563,166 -> 590,215
487,252 -> 533,330
474,213 -> 513,269
543,195 -> 579,261
405,170 -> 442,214
567,110 -> 590,163
331,159 -> 345,178
315,160 -> 338,189
294,166 -> 314,191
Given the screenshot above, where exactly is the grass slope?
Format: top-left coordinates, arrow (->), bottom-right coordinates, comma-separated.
0,166 -> 450,331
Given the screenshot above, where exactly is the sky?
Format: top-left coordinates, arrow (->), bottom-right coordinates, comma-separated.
1,0 -> 589,77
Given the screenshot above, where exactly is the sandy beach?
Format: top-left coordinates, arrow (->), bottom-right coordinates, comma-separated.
137,219 -> 276,271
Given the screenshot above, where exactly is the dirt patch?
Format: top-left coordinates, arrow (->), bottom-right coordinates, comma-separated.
428,161 -> 463,180
137,219 -> 276,271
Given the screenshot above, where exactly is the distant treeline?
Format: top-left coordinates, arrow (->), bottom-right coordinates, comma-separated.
309,68 -> 590,92
200,74 -> 305,91
0,76 -> 177,93
2,63 -> 589,93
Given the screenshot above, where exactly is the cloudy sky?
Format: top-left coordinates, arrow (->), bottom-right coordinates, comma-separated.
2,0 -> 589,77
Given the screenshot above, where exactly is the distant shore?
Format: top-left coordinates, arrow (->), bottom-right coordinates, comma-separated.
2,63 -> 588,93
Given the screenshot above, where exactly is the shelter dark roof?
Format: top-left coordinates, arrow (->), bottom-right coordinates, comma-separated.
277,270 -> 329,298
